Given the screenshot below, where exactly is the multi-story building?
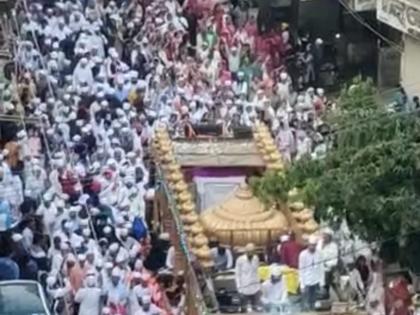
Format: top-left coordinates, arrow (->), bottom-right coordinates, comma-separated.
348,0 -> 419,96
376,0 -> 420,98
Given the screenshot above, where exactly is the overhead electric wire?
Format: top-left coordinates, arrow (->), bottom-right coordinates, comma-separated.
337,0 -> 404,52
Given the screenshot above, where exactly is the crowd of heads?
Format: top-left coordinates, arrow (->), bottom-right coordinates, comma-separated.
0,0 -> 337,313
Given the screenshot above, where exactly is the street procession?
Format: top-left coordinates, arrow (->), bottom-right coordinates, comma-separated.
0,0 -> 419,314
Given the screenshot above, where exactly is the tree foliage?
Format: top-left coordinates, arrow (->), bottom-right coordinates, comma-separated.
252,77 -> 420,243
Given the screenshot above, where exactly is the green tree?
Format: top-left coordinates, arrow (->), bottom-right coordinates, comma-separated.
252,77 -> 420,265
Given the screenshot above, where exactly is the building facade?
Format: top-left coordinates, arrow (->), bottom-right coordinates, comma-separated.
376,0 -> 420,97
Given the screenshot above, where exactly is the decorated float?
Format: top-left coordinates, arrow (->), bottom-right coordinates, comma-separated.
151,124 -> 319,314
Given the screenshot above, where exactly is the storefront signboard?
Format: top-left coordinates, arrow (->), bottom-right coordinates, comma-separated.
354,0 -> 377,11
377,0 -> 420,40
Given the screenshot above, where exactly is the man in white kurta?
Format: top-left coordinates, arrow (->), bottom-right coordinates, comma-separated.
74,275 -> 103,315
261,265 -> 288,313
134,295 -> 163,315
299,236 -> 324,311
317,228 -> 339,298
235,243 -> 260,311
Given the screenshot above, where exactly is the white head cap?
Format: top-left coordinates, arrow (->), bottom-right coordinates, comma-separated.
86,274 -> 97,287
280,72 -> 288,81
103,226 -> 112,234
96,259 -> 103,268
317,88 -> 325,96
308,235 -> 318,245
159,233 -> 170,241
46,275 -> 56,286
142,295 -> 152,304
105,262 -> 113,269
134,259 -> 143,270
245,243 -> 255,252
120,228 -> 128,237
109,243 -> 119,253
12,234 -> 23,242
111,267 -> 121,277
323,227 -> 334,235
270,265 -> 283,277
280,234 -> 290,242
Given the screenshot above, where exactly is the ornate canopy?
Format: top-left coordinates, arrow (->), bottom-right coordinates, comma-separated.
200,183 -> 289,246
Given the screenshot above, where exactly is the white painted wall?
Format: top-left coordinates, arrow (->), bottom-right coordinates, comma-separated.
401,35 -> 420,98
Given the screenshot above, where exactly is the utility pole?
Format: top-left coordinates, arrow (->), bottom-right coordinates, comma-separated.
290,0 -> 300,33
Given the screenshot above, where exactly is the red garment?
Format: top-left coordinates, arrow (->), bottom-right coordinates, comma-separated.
89,180 -> 101,193
314,98 -> 325,113
386,277 -> 412,315
244,21 -> 258,38
184,0 -> 198,15
68,263 -> 84,293
268,33 -> 285,67
59,170 -> 78,196
197,0 -> 214,15
218,68 -> 232,84
109,303 -> 127,315
255,36 -> 270,59
279,240 -> 303,269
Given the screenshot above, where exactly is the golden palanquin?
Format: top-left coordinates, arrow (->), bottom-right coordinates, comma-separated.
200,183 -> 289,247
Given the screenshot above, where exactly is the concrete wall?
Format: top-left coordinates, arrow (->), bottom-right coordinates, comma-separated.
401,35 -> 420,98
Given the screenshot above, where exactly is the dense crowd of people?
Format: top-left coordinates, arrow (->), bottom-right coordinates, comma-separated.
0,0 -> 340,313
208,228 -> 387,314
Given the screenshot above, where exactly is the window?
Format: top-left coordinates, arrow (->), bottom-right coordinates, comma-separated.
0,283 -> 48,315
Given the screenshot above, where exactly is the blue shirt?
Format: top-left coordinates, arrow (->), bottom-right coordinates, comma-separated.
0,199 -> 12,231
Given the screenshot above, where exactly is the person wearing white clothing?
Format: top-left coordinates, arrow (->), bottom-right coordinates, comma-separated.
74,275 -> 103,315
348,263 -> 365,304
299,236 -> 324,311
134,295 -> 163,315
261,265 -> 288,314
166,245 -> 175,270
365,270 -> 385,315
235,243 -> 260,312
295,130 -> 312,160
211,242 -> 233,271
317,228 -> 339,298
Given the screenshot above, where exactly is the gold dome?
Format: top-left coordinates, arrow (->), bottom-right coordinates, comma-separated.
195,245 -> 212,260
191,224 -> 204,235
180,201 -> 195,213
289,201 -> 305,211
182,212 -> 199,225
174,181 -> 188,193
176,191 -> 191,203
161,153 -> 175,164
200,184 -> 288,246
256,141 -> 265,150
193,233 -> 209,247
269,152 -> 281,161
167,163 -> 181,173
168,171 -> 183,184
298,208 -> 314,221
160,139 -> 172,150
288,188 -> 299,197
303,220 -> 319,234
264,144 -> 277,154
267,162 -> 283,170
160,144 -> 172,154
262,154 -> 272,163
